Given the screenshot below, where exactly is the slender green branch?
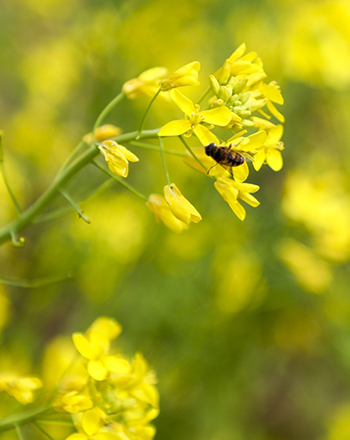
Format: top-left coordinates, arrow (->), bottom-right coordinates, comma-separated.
178,136 -> 207,172
0,132 -> 22,216
0,406 -> 51,433
196,86 -> 211,105
10,231 -> 25,247
33,421 -> 56,440
0,272 -> 71,288
15,424 -> 25,440
136,89 -> 161,139
0,129 -> 160,246
92,160 -> 147,201
129,141 -> 186,157
54,141 -> 86,179
90,92 -> 125,148
60,190 -> 90,224
158,137 -> 171,186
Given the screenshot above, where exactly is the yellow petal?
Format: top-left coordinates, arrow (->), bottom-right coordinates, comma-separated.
66,434 -> 87,440
146,194 -> 188,233
159,61 -> 200,91
266,124 -> 283,145
267,100 -> 285,123
228,43 -> 246,62
261,83 -> 284,105
199,106 -> 232,126
89,317 -> 122,341
164,184 -> 202,225
139,67 -> 168,81
266,149 -> 283,171
193,125 -> 220,146
252,148 -> 265,171
87,360 -> 108,381
232,161 -> 249,182
230,201 -> 246,221
103,356 -> 130,374
169,89 -> 196,115
72,333 -> 95,359
240,192 -> 260,207
82,408 -> 101,436
243,131 -> 267,150
158,119 -> 192,137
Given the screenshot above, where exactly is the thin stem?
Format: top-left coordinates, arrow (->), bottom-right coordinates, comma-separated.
54,141 -> 86,179
0,128 -> 160,246
33,421 -> 55,440
0,272 -> 71,288
0,406 -> 51,433
178,136 -> 207,172
129,141 -> 186,157
0,132 -> 22,216
15,424 -> 25,440
60,190 -> 90,224
136,89 -> 161,139
90,92 -> 125,147
196,86 -> 211,105
92,160 -> 148,201
158,137 -> 171,186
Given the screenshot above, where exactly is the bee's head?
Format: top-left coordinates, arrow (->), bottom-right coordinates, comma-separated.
204,143 -> 216,156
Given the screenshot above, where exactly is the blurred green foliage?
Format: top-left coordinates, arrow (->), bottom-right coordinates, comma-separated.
1,0 -> 350,439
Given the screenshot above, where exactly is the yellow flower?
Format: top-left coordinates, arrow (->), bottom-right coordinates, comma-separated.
260,81 -> 285,123
66,408 -> 119,440
72,317 -> 122,381
99,140 -> 139,178
253,125 -> 284,172
158,89 -> 232,145
163,183 -> 202,225
83,125 -> 122,144
54,390 -> 93,414
159,61 -> 200,91
0,373 -> 42,405
122,67 -> 168,99
146,194 -> 188,233
214,177 -> 260,221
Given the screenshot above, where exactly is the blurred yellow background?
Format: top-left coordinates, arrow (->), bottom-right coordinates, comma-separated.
1,0 -> 350,439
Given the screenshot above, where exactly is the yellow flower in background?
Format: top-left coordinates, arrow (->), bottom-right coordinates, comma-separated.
83,125 -> 122,144
146,194 -> 188,233
54,390 -> 93,414
66,408 -> 115,440
122,67 -> 168,99
159,61 -> 200,91
214,177 -> 260,221
253,125 -> 284,171
158,89 -> 232,145
99,140 -> 139,178
0,373 -> 42,405
163,183 -> 202,225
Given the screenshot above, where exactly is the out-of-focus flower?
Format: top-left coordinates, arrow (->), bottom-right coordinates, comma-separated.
253,125 -> 284,171
66,408 -> 115,440
98,140 -> 139,178
159,61 -> 200,91
146,194 -> 188,233
163,183 -> 202,225
83,125 -> 122,144
278,239 -> 332,293
122,67 -> 168,99
214,177 -> 260,221
158,89 -> 232,145
54,391 -> 93,414
0,373 -> 42,405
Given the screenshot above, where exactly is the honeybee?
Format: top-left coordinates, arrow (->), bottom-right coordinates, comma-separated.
204,142 -> 255,174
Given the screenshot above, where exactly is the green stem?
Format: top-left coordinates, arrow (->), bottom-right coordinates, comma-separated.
0,406 -> 51,433
15,424 -> 25,440
178,136 -> 207,172
33,421 -> 56,440
60,190 -> 90,224
136,89 -> 161,139
0,129 -> 160,246
0,132 -> 22,216
92,160 -> 147,201
158,137 -> 171,186
196,86 -> 211,105
54,141 -> 86,179
90,92 -> 125,147
129,141 -> 186,157
0,272 -> 71,288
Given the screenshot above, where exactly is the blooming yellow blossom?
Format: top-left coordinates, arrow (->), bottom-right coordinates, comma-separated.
83,125 -> 122,144
146,194 -> 188,233
163,183 -> 202,225
122,67 -> 168,99
158,89 -> 232,145
214,177 -> 260,221
159,61 -> 200,91
54,390 -> 93,414
253,125 -> 284,171
0,373 -> 42,404
99,140 -> 139,178
66,408 -> 118,440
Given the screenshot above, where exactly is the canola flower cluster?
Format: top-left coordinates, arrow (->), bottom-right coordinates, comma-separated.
94,44 -> 284,230
0,317 -> 159,440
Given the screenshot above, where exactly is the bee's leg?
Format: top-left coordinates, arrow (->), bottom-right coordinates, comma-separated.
207,162 -> 218,175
